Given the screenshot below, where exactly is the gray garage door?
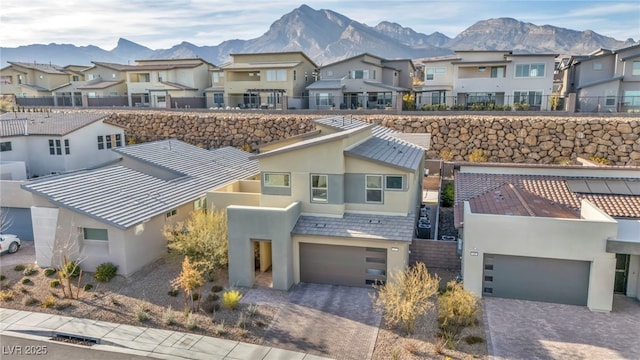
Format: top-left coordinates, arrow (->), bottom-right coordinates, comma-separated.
483,254 -> 590,306
299,243 -> 386,287
1,207 -> 33,241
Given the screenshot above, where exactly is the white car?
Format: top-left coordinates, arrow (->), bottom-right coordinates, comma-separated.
0,234 -> 21,254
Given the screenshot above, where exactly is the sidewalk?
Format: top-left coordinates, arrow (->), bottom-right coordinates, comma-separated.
0,308 -> 332,360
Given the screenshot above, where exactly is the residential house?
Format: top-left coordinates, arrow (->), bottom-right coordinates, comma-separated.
0,111 -> 125,178
0,62 -> 84,101
209,116 -> 427,290
306,53 -> 415,110
218,52 -> 318,110
417,50 -> 557,110
204,65 -> 226,108
123,58 -> 214,108
21,140 -> 259,276
54,62 -> 128,107
558,44 -> 640,112
454,163 -> 640,312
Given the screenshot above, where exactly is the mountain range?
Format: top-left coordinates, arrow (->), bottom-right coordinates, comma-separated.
2,4 -> 636,67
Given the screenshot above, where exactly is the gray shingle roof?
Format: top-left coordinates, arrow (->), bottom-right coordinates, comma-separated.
315,116 -> 425,172
305,79 -> 344,90
0,112 -> 121,137
22,142 -> 259,229
293,212 -> 415,242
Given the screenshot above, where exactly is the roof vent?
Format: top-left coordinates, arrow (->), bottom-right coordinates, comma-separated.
315,223 -> 326,228
369,219 -> 381,224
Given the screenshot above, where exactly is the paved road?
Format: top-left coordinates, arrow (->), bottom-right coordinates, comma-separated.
0,241 -> 35,268
0,334 -> 159,360
484,296 -> 640,360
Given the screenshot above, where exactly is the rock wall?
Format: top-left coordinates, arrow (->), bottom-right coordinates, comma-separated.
107,111 -> 640,166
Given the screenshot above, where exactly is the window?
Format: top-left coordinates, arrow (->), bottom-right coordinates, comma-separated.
515,64 -> 545,78
213,93 -> 224,105
425,67 -> 445,81
0,141 -> 12,152
351,70 -> 369,79
478,66 -> 486,72
72,75 -> 79,81
166,209 -> 177,218
106,135 -> 112,149
264,173 -> 290,187
606,90 -> 616,106
266,70 -> 287,81
311,174 -> 328,202
194,198 -> 206,210
385,175 -> 403,190
87,74 -> 97,80
514,91 -> 542,106
365,175 -> 383,203
131,73 -> 150,82
49,139 -> 62,155
64,139 -> 70,155
212,72 -> 224,83
623,91 -> 640,106
633,62 -> 640,76
83,228 -> 108,241
97,136 -> 104,150
88,92 -> 96,98
112,73 -> 117,79
315,93 -> 333,106
293,70 -> 296,81
593,62 -> 603,71
0,76 -> 12,84
491,66 -> 505,78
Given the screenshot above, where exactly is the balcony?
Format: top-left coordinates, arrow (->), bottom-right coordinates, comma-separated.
208,180 -> 261,209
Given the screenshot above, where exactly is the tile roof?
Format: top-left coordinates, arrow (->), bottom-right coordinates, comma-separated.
8,62 -> 67,74
23,141 -> 259,229
293,212 -> 415,242
454,171 -> 640,226
363,80 -> 409,92
0,112 -> 122,137
20,83 -> 51,91
78,80 -> 124,89
305,80 -> 344,90
160,81 -> 197,90
223,61 -> 302,69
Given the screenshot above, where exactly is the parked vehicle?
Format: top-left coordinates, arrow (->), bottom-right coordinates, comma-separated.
0,234 -> 21,254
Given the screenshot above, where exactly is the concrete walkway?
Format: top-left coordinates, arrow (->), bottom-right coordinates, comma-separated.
0,308 -> 332,360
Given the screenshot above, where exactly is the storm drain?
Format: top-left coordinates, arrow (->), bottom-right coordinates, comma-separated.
51,333 -> 99,346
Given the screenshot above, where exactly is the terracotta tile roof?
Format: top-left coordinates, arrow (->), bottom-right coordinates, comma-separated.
454,172 -> 640,227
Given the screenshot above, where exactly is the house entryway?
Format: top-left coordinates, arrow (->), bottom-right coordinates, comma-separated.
253,240 -> 272,288
614,254 -> 630,294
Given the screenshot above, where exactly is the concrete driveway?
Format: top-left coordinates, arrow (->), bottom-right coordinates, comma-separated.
0,241 -> 35,268
484,296 -> 640,360
260,283 -> 381,360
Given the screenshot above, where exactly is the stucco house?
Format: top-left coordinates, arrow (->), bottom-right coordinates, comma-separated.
53,62 -> 129,107
417,50 -> 557,110
0,111 -> 125,178
0,62 -> 83,99
306,53 -> 415,110
558,44 -> 640,112
21,140 -> 258,276
210,116 -> 427,290
214,52 -> 318,110
454,163 -> 640,312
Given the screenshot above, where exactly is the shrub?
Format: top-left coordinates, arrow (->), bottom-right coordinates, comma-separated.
22,296 -> 39,306
184,312 -> 197,330
211,285 -> 224,293
201,300 -> 219,314
50,280 -> 61,288
372,262 -> 440,335
41,295 -> 56,308
22,267 -> 38,276
54,300 -> 71,310
168,288 -> 179,297
213,321 -> 227,336
206,293 -> 219,302
0,275 -> 5,281
440,149 -> 454,162
464,335 -> 484,345
62,261 -> 81,278
222,290 -> 242,310
468,149 -> 487,162
44,268 -> 57,277
437,281 -> 479,337
236,312 -> 247,329
589,156 -> 610,165
246,304 -> 259,317
94,262 -> 118,282
136,304 -> 150,322
0,290 -> 14,302
162,306 -> 176,325
21,278 -> 32,285
441,183 -> 454,208
83,284 -> 94,291
13,264 -> 25,272
192,293 -> 200,301
19,286 -> 29,294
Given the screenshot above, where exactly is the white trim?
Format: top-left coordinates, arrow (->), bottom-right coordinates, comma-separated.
310,174 -> 329,203
365,174 -> 383,204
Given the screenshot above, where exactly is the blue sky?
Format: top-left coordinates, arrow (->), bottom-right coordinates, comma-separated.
1,1 -> 638,49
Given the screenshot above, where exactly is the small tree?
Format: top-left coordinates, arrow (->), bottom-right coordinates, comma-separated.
372,262 -> 440,334
437,280 -> 479,347
402,93 -> 416,111
164,209 -> 228,280
441,183 -> 455,208
52,226 -> 86,299
171,256 -> 204,312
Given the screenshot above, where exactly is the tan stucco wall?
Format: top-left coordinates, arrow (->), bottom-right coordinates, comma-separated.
292,234 -> 410,285
462,200 -> 618,312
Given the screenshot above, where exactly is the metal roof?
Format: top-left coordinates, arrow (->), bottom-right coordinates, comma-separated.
305,80 -> 344,90
7,62 -> 68,75
0,112 -> 123,137
78,80 -> 124,90
23,141 -> 259,229
223,61 -> 302,70
293,212 -> 415,242
362,81 -> 409,92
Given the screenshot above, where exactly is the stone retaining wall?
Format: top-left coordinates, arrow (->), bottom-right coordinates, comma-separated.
410,240 -> 461,270
106,111 -> 640,165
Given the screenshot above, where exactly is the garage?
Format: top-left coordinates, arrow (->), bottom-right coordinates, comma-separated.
1,207 -> 33,241
299,243 -> 386,287
482,253 -> 590,306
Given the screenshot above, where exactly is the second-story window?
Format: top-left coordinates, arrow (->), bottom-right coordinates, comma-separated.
365,175 -> 383,203
64,139 -> 70,155
264,173 -> 290,187
350,70 -> 369,79
632,61 -> 640,76
49,139 -> 62,155
266,70 -> 287,81
515,64 -> 545,78
0,141 -> 12,152
311,174 -> 328,203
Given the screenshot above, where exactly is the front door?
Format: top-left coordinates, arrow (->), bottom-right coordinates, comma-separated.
614,254 -> 630,294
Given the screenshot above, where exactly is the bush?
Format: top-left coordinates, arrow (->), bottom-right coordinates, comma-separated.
206,293 -> 219,302
62,261 -> 81,278
211,285 -> 224,293
464,335 -> 484,345
437,281 -> 479,337
184,312 -> 197,330
41,296 -> 56,308
136,304 -> 150,322
83,284 -> 94,291
21,278 -> 32,285
54,300 -> 71,310
372,262 -> 440,335
50,280 -> 61,288
0,275 -> 5,281
162,306 -> 176,325
22,267 -> 38,276
168,288 -> 179,297
192,293 -> 200,301
0,290 -> 14,302
222,290 -> 242,310
201,300 -> 219,314
13,264 -> 25,271
22,296 -> 39,306
94,262 -> 118,282
44,268 -> 57,277
441,183 -> 454,208
468,149 -> 488,162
